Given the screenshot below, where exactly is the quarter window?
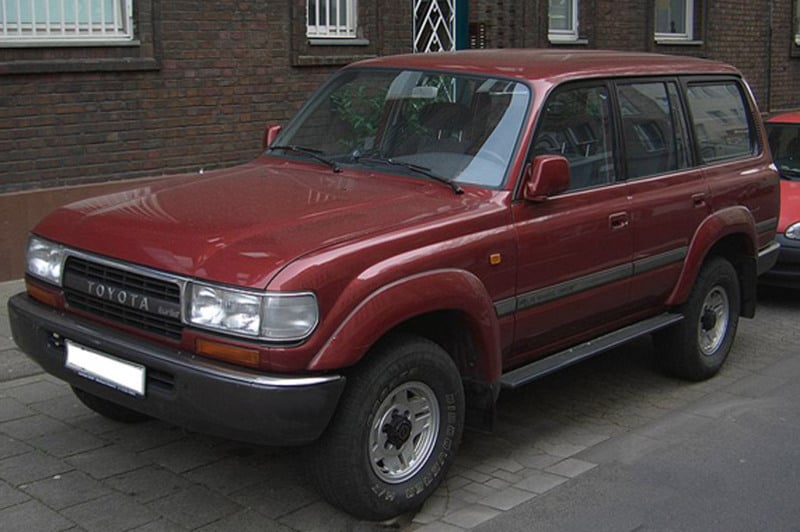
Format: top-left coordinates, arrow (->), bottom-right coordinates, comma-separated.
533,85 -> 616,191
307,0 -> 357,39
617,82 -> 690,178
0,0 -> 133,45
548,0 -> 578,42
685,82 -> 757,164
655,0 -> 693,41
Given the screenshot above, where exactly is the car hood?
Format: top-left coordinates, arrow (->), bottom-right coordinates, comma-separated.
779,179 -> 800,232
34,158 -> 482,288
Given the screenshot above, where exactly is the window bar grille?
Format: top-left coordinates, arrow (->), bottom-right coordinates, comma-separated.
1,0 -> 132,42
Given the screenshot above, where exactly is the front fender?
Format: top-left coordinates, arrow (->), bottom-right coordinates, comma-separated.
308,269 -> 502,383
666,206 -> 757,307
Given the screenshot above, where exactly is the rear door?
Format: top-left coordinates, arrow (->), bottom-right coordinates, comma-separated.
616,79 -> 710,311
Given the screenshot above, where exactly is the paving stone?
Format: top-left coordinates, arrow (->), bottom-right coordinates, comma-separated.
457,468 -> 492,484
460,481 -> 499,498
184,456 -> 276,495
485,478 -> 510,490
0,479 -> 30,509
413,522 -> 465,532
0,350 -> 42,383
0,499 -> 75,532
105,465 -> 191,504
413,493 -> 468,524
0,414 -> 71,441
0,434 -> 30,460
0,397 -> 34,423
545,458 -> 597,478
441,504 -> 500,528
27,428 -> 106,458
478,486 -> 537,511
146,485 -> 242,529
510,450 -> 562,470
128,518 -> 189,531
20,470 -> 111,511
0,450 -> 73,485
512,471 -> 569,494
277,500 -> 363,532
30,394 -> 97,421
195,509 -> 294,531
3,379 -> 70,405
61,493 -> 157,532
103,421 -> 185,453
534,440 -> 587,458
230,480 -> 318,519
140,438 -> 227,474
65,445 -> 149,480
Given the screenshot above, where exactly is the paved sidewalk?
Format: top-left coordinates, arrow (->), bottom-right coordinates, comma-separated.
2,278 -> 798,531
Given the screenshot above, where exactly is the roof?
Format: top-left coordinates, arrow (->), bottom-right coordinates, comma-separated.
767,111 -> 800,125
351,49 -> 740,85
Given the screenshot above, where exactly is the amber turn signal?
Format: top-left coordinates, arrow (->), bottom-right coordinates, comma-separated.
195,339 -> 260,368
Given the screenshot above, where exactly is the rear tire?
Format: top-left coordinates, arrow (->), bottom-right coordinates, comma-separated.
72,387 -> 151,423
309,334 -> 464,521
656,256 -> 740,381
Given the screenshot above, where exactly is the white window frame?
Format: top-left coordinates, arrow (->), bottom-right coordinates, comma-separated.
0,0 -> 133,46
548,0 -> 578,43
306,0 -> 357,39
654,0 -> 694,42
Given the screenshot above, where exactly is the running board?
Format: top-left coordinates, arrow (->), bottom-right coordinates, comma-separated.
499,313 -> 685,389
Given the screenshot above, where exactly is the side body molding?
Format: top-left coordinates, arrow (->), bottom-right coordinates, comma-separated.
308,269 -> 502,383
666,206 -> 757,307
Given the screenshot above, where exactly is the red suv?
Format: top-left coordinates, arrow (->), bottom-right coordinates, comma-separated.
9,50 -> 779,520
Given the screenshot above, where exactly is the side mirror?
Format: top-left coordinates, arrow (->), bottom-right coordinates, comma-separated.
263,124 -> 282,150
522,155 -> 570,202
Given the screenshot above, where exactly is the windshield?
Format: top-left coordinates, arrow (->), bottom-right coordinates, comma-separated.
273,68 -> 531,188
767,123 -> 800,180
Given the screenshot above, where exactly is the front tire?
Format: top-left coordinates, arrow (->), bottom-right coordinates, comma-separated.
309,335 -> 465,521
656,256 -> 740,381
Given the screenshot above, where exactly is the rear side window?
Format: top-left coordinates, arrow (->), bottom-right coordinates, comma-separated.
617,81 -> 691,179
685,81 -> 757,164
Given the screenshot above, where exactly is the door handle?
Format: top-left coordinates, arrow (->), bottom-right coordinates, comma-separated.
609,212 -> 629,230
692,193 -> 707,208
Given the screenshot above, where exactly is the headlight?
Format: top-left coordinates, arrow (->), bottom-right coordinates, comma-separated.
786,222 -> 800,241
189,283 -> 318,341
26,236 -> 66,285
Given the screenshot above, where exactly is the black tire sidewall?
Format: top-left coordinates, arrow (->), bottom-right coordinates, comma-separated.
313,336 -> 464,520
667,257 -> 741,380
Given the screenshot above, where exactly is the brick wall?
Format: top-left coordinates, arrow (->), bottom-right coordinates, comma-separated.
2,0 -> 800,281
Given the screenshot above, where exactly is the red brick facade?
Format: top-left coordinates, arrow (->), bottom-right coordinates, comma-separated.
1,0 -> 799,279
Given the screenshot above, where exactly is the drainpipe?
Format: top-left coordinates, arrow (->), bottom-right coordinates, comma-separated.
766,0 -> 774,113
456,0 -> 469,50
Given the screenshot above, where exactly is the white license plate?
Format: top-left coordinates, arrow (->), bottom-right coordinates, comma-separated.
65,341 -> 146,397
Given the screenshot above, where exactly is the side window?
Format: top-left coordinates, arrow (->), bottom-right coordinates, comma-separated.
685,81 -> 757,164
532,85 -> 615,191
617,81 -> 690,179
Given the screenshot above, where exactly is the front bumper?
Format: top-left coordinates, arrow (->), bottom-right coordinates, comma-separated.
8,293 -> 345,446
760,235 -> 800,287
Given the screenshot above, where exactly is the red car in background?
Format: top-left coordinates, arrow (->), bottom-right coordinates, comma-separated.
764,111 -> 800,286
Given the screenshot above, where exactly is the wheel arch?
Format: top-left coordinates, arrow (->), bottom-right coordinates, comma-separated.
667,206 -> 758,317
308,268 -> 503,385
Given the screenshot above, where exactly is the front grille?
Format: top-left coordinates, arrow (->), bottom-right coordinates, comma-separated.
63,257 -> 183,340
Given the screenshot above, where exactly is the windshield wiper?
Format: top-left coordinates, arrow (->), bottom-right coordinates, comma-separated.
270,145 -> 341,173
355,155 -> 463,195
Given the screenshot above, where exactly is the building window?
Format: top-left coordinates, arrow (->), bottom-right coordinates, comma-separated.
655,0 -> 693,41
0,0 -> 133,46
795,0 -> 800,45
307,0 -> 357,39
548,0 -> 578,42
